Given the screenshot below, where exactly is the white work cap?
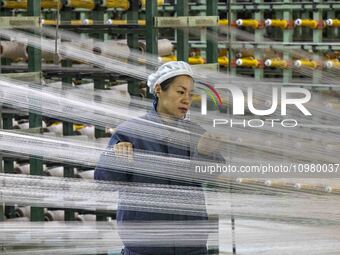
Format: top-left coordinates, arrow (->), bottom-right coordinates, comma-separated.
147,61 -> 193,94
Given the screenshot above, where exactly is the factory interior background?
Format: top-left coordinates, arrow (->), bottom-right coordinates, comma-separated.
0,0 -> 339,254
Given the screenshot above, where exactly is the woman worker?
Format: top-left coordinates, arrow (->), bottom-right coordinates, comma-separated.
94,61 -> 223,255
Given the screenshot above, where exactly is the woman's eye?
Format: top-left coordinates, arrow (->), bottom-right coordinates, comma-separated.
177,91 -> 184,95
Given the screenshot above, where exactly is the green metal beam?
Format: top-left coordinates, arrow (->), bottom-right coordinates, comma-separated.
127,0 -> 141,98
91,7 -> 106,138
2,114 -> 16,220
2,114 -> 14,174
254,0 -> 264,81
0,203 -> 3,222
27,0 -> 44,222
313,0 -> 322,86
60,8 -> 76,222
94,79 -> 106,138
283,0 -> 293,84
206,0 -> 218,64
145,0 -> 158,99
91,8 -> 105,40
176,0 -> 189,61
146,0 -> 158,56
61,8 -> 74,145
229,0 -> 237,77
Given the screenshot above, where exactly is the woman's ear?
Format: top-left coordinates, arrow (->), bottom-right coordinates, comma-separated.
154,84 -> 161,97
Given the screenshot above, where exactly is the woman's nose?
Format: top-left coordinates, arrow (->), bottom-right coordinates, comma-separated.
182,94 -> 190,104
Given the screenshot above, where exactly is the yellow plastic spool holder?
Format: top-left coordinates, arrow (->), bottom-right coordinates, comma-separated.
265,59 -> 288,69
295,19 -> 318,29
236,58 -> 259,68
70,19 -> 94,25
3,0 -> 62,9
41,19 -> 57,25
218,19 -> 228,26
326,19 -> 340,27
265,19 -> 288,29
103,0 -> 130,10
2,0 -> 27,9
41,0 -> 62,9
105,19 -> 145,25
325,60 -> 340,69
236,19 -> 259,29
161,55 -> 177,63
294,59 -> 318,69
66,0 -> 95,10
188,56 -> 205,65
218,56 -> 229,66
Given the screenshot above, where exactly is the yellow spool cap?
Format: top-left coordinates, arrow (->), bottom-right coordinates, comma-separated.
218,19 -> 228,26
70,19 -> 94,25
188,56 -> 205,65
264,59 -> 288,69
325,60 -> 340,69
41,19 -> 57,25
218,56 -> 229,66
326,19 -> 340,27
106,19 -> 127,25
3,0 -> 62,9
2,0 -> 27,9
294,19 -> 318,29
161,55 -> 177,63
103,0 -> 130,10
66,0 -> 95,10
236,19 -> 259,29
236,58 -> 259,68
265,19 -> 288,29
138,20 -> 146,25
41,0 -> 62,9
105,19 -> 145,25
294,59 -> 318,69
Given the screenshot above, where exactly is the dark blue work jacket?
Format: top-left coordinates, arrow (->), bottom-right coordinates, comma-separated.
94,107 -> 222,255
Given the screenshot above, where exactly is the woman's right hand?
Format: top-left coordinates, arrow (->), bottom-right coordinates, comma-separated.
197,132 -> 224,157
114,142 -> 133,160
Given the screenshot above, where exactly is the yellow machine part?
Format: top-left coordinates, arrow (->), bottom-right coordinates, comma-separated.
66,0 -> 95,10
218,56 -> 229,66
237,19 -> 259,29
103,0 -> 129,10
188,56 -> 205,65
236,57 -> 259,68
266,19 -> 288,29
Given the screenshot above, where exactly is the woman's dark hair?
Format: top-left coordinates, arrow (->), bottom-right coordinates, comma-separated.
159,76 -> 177,91
153,76 -> 177,108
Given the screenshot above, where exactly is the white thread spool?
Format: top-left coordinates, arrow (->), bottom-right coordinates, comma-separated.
75,214 -> 96,222
76,170 -> 94,179
44,210 -> 65,221
15,206 -> 31,218
0,41 -> 28,61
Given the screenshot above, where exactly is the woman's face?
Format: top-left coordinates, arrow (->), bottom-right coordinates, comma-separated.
155,75 -> 194,119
